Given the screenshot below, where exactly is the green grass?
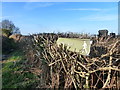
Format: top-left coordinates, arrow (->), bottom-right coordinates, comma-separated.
57,38 -> 91,55
3,51 -> 24,63
2,50 -> 39,88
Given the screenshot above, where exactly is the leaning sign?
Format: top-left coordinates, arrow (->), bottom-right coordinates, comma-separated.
57,38 -> 92,56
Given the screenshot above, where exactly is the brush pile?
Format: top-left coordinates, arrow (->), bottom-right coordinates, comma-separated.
23,33 -> 120,89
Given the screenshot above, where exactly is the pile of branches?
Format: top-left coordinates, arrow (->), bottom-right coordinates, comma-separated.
23,33 -> 120,89
57,32 -> 91,39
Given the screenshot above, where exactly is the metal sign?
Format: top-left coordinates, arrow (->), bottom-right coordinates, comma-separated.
57,38 -> 92,55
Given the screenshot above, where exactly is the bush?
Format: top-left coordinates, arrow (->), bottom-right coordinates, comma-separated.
2,29 -> 12,37
2,36 -> 17,54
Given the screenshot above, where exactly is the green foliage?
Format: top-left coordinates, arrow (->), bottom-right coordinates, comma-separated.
2,36 -> 17,54
2,50 -> 39,88
2,29 -> 12,37
2,69 -> 38,88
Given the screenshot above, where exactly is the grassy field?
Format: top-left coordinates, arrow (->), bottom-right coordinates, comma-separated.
2,50 -> 39,88
57,38 -> 91,55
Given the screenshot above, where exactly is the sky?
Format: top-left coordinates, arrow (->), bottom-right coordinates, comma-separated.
1,2 -> 118,35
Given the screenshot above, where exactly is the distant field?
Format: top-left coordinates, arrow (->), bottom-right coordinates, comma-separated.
57,38 -> 91,55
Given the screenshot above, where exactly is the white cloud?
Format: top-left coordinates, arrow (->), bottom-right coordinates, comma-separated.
24,2 -> 54,10
64,7 -> 117,12
0,16 -> 13,19
65,8 -> 102,11
65,7 -> 117,21
80,14 -> 118,21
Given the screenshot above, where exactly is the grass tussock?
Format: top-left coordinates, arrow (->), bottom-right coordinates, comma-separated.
2,50 -> 39,88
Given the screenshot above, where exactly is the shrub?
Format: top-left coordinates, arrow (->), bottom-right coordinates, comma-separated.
2,36 -> 17,54
2,29 -> 12,37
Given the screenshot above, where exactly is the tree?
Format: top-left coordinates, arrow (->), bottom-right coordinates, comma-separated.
13,27 -> 21,34
1,19 -> 21,36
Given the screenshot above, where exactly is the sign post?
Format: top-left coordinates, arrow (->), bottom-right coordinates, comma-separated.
57,38 -> 92,55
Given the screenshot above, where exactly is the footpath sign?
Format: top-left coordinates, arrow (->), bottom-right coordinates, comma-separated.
57,38 -> 92,55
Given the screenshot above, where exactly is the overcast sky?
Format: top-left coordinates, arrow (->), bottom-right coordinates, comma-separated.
2,2 -> 118,35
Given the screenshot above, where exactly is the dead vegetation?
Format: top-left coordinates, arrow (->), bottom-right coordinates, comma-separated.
22,33 -> 120,89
